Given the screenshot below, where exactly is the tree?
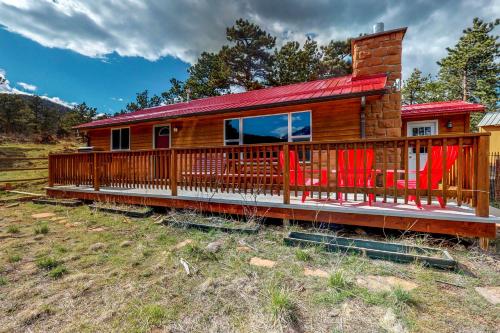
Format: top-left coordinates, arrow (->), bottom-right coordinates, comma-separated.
319,39 -> 352,77
268,38 -> 322,86
161,78 -> 187,104
60,102 -> 97,136
185,52 -> 230,98
220,19 -> 276,90
124,90 -> 162,112
0,94 -> 35,134
402,69 -> 433,105
437,18 -> 499,110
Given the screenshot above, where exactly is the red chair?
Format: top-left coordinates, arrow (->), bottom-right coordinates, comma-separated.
337,149 -> 375,205
394,146 -> 459,208
279,150 -> 328,202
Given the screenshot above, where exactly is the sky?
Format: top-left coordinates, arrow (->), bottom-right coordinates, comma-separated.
0,0 -> 498,114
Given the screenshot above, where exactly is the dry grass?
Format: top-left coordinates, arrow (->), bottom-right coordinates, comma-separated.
0,201 -> 498,332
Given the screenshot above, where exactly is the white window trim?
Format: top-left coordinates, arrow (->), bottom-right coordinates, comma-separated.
110,127 -> 131,151
407,120 -> 439,137
223,111 -> 312,145
152,124 -> 172,149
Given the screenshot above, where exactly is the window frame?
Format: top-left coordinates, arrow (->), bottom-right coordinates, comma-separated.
110,127 -> 131,151
223,111 -> 312,146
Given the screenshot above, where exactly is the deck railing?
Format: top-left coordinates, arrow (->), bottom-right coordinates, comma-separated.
48,133 -> 490,217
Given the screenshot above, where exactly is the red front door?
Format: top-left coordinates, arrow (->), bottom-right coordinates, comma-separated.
154,126 -> 170,149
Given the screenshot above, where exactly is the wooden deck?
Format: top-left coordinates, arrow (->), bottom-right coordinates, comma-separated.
47,133 -> 497,241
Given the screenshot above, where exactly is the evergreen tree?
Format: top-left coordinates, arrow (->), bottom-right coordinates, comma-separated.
161,78 -> 187,104
319,39 -> 352,77
185,52 -> 230,98
220,19 -> 276,90
124,90 -> 162,112
402,69 -> 433,105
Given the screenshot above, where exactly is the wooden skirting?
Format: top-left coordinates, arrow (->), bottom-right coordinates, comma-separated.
46,187 -> 497,239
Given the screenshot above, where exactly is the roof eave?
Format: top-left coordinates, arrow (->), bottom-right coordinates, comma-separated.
75,88 -> 388,130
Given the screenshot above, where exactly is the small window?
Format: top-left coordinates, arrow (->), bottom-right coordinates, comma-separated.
158,127 -> 170,136
224,118 -> 240,145
111,128 -> 130,150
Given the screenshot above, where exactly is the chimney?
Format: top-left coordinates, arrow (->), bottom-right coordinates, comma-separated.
351,25 -> 407,86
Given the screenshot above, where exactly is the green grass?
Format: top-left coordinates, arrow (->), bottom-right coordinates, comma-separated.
0,276 -> 6,286
36,257 -> 60,270
267,284 -> 298,327
48,266 -> 68,279
34,223 -> 49,235
7,254 -> 22,263
294,248 -> 312,262
328,270 -> 350,290
7,225 -> 20,234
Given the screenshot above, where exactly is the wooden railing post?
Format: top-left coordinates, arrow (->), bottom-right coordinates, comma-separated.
476,135 -> 489,218
48,154 -> 54,187
170,149 -> 177,196
283,144 -> 290,205
93,152 -> 100,191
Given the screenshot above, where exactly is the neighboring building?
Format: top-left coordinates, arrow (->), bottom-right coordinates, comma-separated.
478,112 -> 500,153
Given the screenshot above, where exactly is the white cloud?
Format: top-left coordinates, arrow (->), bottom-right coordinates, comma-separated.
17,81 -> 37,91
0,68 -> 74,107
0,0 -> 498,78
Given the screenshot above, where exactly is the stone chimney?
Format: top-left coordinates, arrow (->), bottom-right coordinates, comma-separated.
351,26 -> 407,138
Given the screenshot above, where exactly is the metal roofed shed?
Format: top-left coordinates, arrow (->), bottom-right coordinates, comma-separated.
478,112 -> 500,127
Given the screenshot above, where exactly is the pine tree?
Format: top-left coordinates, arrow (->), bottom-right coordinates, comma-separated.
185,52 -> 230,98
220,19 -> 276,90
319,39 -> 352,77
402,69 -> 433,105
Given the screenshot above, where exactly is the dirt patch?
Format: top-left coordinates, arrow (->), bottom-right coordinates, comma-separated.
304,267 -> 329,278
356,275 -> 418,292
31,212 -> 55,219
173,239 -> 193,250
475,286 -> 500,305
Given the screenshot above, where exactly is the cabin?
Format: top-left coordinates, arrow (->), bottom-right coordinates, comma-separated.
47,26 -> 497,247
478,112 -> 500,154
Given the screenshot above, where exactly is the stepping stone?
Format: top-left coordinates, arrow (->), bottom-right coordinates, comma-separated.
356,275 -> 418,292
89,242 -> 106,251
206,239 -> 224,253
173,239 -> 193,250
31,212 -> 55,219
236,246 -> 252,252
120,240 -> 133,247
249,257 -> 276,268
304,267 -> 329,278
88,227 -> 106,232
475,286 -> 500,305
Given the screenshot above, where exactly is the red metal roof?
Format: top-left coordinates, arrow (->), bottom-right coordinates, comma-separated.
75,74 -> 388,129
402,100 -> 484,118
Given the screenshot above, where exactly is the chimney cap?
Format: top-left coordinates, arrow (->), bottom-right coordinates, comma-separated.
351,27 -> 407,43
373,22 -> 384,33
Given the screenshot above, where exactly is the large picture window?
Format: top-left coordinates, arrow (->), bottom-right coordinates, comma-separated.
224,111 -> 311,145
111,128 -> 130,150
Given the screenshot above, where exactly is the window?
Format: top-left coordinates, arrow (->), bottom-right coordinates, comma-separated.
224,111 -> 311,145
111,128 -> 130,150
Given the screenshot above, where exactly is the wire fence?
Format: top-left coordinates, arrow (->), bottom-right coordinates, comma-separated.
489,152 -> 500,202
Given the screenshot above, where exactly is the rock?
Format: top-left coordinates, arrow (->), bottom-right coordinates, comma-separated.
89,227 -> 106,232
236,246 -> 252,252
89,242 -> 106,251
198,278 -> 215,294
304,267 -> 329,278
50,216 -> 66,221
5,203 -> 19,208
31,212 -> 55,219
120,240 -> 133,247
33,235 -> 44,240
356,275 -> 418,292
206,239 -> 224,253
249,257 -> 276,268
475,286 -> 500,305
354,228 -> 367,235
173,239 -> 193,250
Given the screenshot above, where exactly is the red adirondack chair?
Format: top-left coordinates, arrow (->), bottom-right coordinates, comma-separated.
393,146 -> 459,208
279,150 -> 328,202
337,149 -> 375,205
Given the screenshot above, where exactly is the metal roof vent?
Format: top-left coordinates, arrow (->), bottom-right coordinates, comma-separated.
373,22 -> 384,34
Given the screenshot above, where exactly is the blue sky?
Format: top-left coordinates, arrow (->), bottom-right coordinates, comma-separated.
0,27 -> 189,113
0,1 -> 498,114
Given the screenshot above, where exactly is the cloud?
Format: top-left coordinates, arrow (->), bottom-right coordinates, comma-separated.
17,81 -> 37,91
0,68 -> 74,107
0,0 -> 498,77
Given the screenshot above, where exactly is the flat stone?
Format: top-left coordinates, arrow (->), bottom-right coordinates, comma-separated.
206,239 -> 224,253
89,242 -> 106,251
50,217 -> 66,221
249,257 -> 276,268
173,239 -> 193,250
89,227 -> 106,232
304,267 -> 329,278
31,212 -> 55,219
33,235 -> 44,240
120,240 -> 133,247
356,275 -> 418,292
64,223 -> 74,228
236,246 -> 252,252
475,286 -> 500,305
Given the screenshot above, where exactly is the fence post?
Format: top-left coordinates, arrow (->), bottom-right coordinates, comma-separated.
283,145 -> 290,205
47,154 -> 54,187
170,149 -> 177,196
93,152 -> 100,191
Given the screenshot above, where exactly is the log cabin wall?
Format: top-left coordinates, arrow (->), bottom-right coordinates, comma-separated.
85,98 -> 363,151
402,113 -> 470,136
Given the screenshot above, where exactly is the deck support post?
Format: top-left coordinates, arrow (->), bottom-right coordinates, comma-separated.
93,152 -> 100,191
48,154 -> 54,187
170,149 -> 177,196
282,218 -> 290,227
283,145 -> 290,205
476,134 -> 490,218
